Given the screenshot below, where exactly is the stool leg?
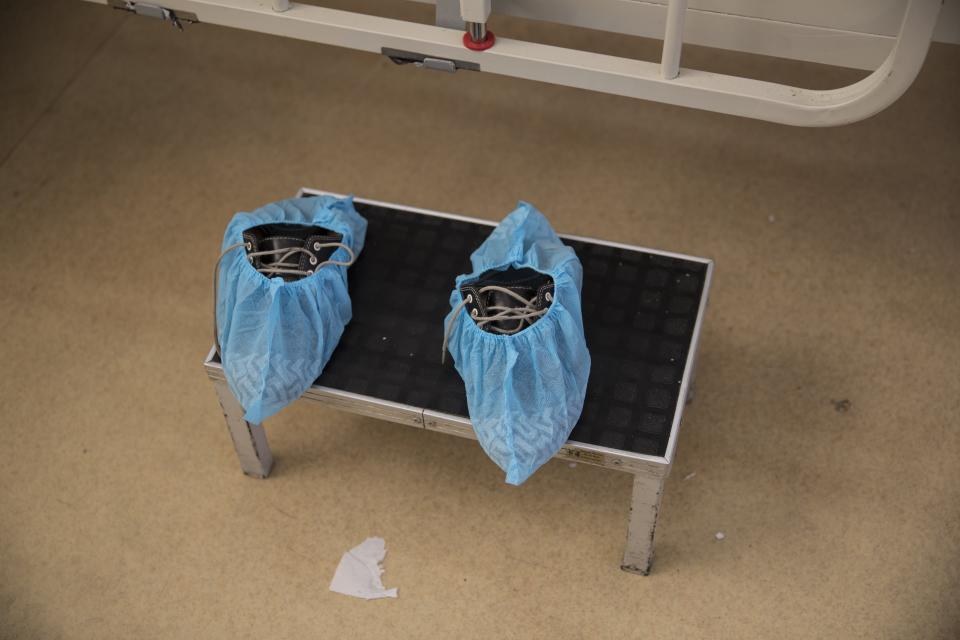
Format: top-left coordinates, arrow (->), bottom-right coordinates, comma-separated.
621,473 -> 665,575
685,359 -> 699,405
213,379 -> 274,478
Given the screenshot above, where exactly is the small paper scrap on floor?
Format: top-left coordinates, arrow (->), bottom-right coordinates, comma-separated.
329,537 -> 398,600
715,532 -> 726,541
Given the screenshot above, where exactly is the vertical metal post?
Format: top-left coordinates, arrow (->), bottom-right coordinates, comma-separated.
213,378 -> 274,478
621,472 -> 666,574
466,21 -> 487,42
435,0 -> 465,29
271,0 -> 290,12
460,0 -> 492,42
660,0 -> 688,80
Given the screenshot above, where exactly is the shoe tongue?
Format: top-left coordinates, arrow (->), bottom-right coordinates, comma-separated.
243,224 -> 343,282
256,234 -> 305,255
483,285 -> 538,311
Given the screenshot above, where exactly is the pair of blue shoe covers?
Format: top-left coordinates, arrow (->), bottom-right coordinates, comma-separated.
216,197 -> 590,485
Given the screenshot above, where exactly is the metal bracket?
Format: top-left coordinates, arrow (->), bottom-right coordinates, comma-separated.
382,48 -> 480,73
107,0 -> 199,29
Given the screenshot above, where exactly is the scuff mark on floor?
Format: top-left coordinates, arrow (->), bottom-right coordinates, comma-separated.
831,399 -> 852,413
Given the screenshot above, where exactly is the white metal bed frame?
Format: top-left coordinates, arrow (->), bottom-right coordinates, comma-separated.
84,0 -> 944,126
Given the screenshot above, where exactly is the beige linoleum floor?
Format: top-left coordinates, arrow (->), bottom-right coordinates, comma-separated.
1,1 -> 958,638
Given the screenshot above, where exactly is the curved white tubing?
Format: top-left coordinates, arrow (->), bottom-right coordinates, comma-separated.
90,0 -> 942,126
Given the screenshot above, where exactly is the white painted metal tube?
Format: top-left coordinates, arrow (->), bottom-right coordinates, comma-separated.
459,0 -> 491,23
78,0 -> 941,126
660,0 -> 687,79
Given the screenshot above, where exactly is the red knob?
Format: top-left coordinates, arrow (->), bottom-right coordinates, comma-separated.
463,30 -> 496,51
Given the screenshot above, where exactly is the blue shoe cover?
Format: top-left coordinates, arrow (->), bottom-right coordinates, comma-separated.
442,202 -> 590,485
216,196 -> 367,424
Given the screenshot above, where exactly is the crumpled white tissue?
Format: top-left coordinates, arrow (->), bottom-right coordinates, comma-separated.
329,537 -> 398,600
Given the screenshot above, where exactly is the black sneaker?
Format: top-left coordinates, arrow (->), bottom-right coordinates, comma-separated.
458,267 -> 554,335
242,223 -> 347,282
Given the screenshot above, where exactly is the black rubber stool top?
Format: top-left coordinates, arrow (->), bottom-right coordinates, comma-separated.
312,200 -> 706,457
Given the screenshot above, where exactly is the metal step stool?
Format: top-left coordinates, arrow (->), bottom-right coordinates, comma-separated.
203,188 -> 713,575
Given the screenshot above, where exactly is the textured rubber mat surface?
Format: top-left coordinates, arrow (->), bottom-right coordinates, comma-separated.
309,199 -> 707,457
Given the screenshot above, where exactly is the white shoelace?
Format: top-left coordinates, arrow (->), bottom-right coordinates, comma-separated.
441,285 -> 551,363
213,240 -> 355,356
244,240 -> 355,277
